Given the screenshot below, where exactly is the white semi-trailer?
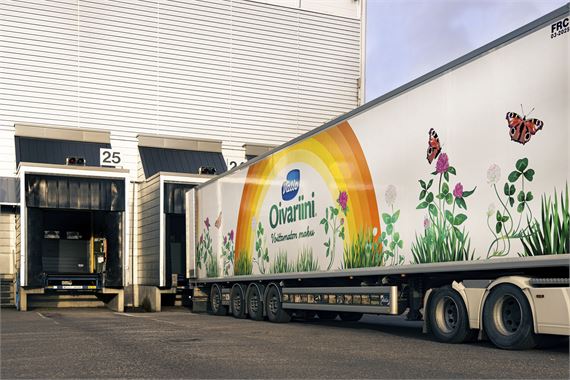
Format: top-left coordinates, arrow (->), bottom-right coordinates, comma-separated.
186,5 -> 570,349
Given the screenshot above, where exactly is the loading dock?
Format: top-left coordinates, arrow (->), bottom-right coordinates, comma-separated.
18,166 -> 128,311
135,135 -> 225,311
15,131 -> 130,311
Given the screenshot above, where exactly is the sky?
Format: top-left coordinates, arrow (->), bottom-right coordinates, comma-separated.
365,0 -> 568,101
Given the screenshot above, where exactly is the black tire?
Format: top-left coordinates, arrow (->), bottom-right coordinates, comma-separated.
247,285 -> 264,321
483,284 -> 537,350
339,312 -> 363,322
231,285 -> 246,319
208,284 -> 227,316
317,311 -> 338,320
265,285 -> 291,323
427,286 -> 476,344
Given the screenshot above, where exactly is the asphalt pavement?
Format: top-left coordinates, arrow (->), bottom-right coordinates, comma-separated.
1,307 -> 568,379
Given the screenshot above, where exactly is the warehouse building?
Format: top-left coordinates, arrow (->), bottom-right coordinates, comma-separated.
0,0 -> 366,309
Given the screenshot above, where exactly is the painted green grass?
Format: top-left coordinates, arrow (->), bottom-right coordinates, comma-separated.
343,230 -> 384,269
234,251 -> 253,275
295,247 -> 319,272
205,255 -> 219,277
411,225 -> 475,264
521,184 -> 569,256
270,250 -> 293,273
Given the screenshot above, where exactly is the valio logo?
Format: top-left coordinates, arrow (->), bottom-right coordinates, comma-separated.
281,169 -> 300,201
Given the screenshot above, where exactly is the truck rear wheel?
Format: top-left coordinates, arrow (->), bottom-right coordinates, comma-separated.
265,285 -> 291,323
208,284 -> 227,316
483,284 -> 537,350
427,286 -> 475,344
231,284 -> 246,319
317,311 -> 338,320
247,285 -> 264,321
339,312 -> 363,322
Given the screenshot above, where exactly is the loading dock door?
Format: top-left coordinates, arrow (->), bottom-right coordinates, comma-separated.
164,183 -> 195,288
25,174 -> 125,287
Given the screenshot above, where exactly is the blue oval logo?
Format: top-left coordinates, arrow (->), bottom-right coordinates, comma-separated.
281,169 -> 300,201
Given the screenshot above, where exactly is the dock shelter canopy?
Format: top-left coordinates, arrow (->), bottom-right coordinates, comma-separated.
139,146 -> 227,179
15,136 -> 110,167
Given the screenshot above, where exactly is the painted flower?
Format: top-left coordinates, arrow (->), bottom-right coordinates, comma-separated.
204,217 -> 210,229
340,218 -> 344,225
223,235 -> 227,245
229,229 -> 234,242
337,191 -> 348,212
436,153 -> 449,174
200,234 -> 204,243
423,216 -> 431,229
453,182 -> 463,198
385,185 -> 397,207
487,203 -> 497,217
487,164 -> 501,185
372,226 -> 378,236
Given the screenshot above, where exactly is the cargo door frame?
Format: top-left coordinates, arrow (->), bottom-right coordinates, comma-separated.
158,173 -> 209,287
17,163 -> 130,288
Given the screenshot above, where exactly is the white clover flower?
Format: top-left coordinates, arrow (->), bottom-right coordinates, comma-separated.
385,185 -> 397,207
487,203 -> 496,217
487,164 -> 501,185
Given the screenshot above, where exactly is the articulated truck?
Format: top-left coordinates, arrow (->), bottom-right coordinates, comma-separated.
186,5 -> 570,350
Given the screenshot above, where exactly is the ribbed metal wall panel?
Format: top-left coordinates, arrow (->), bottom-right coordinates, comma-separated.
0,0 -> 361,285
1,0 -> 360,173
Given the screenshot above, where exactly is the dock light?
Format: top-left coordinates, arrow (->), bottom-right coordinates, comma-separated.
198,166 -> 216,175
66,156 -> 86,166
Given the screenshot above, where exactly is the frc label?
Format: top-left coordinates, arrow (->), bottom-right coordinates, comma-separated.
282,169 -> 300,201
551,17 -> 569,39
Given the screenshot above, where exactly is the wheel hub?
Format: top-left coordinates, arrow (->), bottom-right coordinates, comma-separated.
435,296 -> 459,333
250,294 -> 259,313
212,290 -> 221,312
493,294 -> 522,335
269,295 -> 279,315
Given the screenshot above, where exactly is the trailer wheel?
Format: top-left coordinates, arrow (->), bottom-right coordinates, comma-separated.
231,285 -> 246,319
208,284 -> 227,316
317,311 -> 338,320
247,285 -> 264,321
483,284 -> 537,350
265,285 -> 291,323
427,286 -> 475,344
339,312 -> 363,322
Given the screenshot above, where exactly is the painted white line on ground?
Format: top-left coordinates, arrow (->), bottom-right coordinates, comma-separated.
114,312 -> 181,326
36,312 -> 48,320
114,312 -> 142,318
37,312 -> 59,324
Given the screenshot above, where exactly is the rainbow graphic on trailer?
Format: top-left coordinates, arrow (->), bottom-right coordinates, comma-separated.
233,121 -> 381,274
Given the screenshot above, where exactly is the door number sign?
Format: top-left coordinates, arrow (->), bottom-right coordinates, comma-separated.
100,148 -> 122,167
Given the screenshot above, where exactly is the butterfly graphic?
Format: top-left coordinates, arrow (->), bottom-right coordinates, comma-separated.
426,128 -> 442,164
506,105 -> 544,145
214,212 -> 222,229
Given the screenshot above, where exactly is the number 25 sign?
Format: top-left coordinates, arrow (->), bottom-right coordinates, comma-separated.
100,148 -> 122,167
